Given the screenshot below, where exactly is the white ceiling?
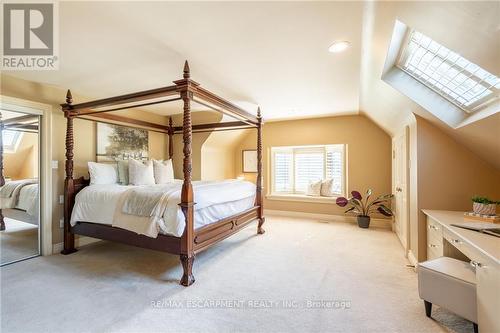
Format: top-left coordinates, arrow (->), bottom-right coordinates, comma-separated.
7,1 -> 364,120
4,1 -> 499,168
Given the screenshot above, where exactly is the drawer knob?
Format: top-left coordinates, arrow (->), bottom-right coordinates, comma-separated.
470,260 -> 483,268
428,225 -> 438,230
428,244 -> 437,248
451,239 -> 462,244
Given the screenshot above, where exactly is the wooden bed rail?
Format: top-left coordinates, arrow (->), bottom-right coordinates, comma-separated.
61,61 -> 265,286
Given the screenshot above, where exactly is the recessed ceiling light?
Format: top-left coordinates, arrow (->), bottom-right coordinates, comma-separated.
328,41 -> 350,53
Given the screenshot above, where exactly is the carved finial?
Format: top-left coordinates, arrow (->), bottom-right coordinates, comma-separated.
66,89 -> 73,105
169,116 -> 173,127
257,107 -> 261,119
183,60 -> 190,79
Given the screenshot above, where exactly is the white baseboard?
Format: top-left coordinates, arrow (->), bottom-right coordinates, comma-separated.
265,209 -> 392,229
52,236 -> 101,254
407,250 -> 418,268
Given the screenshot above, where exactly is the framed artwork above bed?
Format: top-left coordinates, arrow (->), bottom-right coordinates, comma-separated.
96,123 -> 149,162
242,150 -> 258,173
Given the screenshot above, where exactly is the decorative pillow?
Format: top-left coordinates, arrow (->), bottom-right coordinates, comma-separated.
320,178 -> 335,197
88,162 -> 118,185
306,180 -> 322,196
128,159 -> 155,185
117,160 -> 129,185
153,159 -> 174,184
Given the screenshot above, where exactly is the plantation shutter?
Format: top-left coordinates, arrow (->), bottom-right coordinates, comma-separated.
294,147 -> 324,192
273,149 -> 293,192
271,144 -> 345,196
326,145 -> 344,195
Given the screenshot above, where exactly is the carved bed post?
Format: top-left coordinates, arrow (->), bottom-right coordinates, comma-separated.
175,61 -> 197,286
168,117 -> 174,159
256,107 -> 265,234
61,89 -> 77,254
0,113 -> 5,231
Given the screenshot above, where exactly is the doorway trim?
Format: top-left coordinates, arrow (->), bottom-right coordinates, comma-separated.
0,95 -> 53,256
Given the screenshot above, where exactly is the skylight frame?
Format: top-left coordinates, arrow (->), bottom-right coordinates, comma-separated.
397,29 -> 499,113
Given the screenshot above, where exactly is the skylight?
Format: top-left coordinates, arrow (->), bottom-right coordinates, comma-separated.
2,130 -> 23,152
398,30 -> 499,113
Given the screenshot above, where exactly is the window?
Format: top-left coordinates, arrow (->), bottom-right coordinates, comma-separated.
397,29 -> 499,113
271,144 -> 345,196
2,130 -> 23,152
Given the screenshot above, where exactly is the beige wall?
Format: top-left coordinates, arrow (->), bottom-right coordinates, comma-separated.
234,115 -> 392,216
4,132 -> 39,180
201,129 -> 250,181
1,74 -> 169,245
170,111 -> 222,181
410,115 -> 500,261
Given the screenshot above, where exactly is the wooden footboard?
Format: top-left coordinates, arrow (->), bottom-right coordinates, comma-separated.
194,206 -> 259,253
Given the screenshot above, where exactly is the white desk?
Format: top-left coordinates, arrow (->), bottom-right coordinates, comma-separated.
423,210 -> 500,333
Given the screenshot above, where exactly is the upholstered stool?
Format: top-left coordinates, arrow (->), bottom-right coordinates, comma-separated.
417,257 -> 478,333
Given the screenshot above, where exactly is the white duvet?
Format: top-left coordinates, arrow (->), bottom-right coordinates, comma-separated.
71,179 -> 256,238
0,180 -> 38,217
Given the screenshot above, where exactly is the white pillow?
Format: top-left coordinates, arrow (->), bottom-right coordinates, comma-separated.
306,180 -> 322,196
88,162 -> 118,185
128,159 -> 155,185
153,159 -> 174,184
320,179 -> 335,197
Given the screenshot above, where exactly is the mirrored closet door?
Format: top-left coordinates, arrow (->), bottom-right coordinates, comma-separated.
0,110 -> 41,265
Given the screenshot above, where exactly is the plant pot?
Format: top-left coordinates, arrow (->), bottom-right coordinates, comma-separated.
473,202 -> 496,216
357,215 -> 371,228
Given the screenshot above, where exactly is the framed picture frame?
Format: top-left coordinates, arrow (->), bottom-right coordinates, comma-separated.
96,122 -> 149,162
242,149 -> 258,173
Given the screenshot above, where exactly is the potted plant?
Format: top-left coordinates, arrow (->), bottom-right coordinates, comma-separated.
336,189 -> 394,228
471,196 -> 499,216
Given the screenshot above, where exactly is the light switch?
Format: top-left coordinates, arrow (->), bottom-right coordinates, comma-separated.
59,195 -> 64,204
51,160 -> 59,169
59,218 -> 64,228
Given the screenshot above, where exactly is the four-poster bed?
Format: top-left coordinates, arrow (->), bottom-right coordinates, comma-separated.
60,61 -> 265,286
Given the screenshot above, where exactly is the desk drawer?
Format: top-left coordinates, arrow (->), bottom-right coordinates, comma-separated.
442,228 -> 483,263
427,242 -> 443,260
427,217 -> 443,246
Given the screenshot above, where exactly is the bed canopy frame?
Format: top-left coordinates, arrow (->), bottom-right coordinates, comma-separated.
0,113 -> 40,231
60,61 -> 265,286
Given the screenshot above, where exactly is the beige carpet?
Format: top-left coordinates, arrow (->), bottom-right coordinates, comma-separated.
1,215 -> 473,333
0,218 -> 39,264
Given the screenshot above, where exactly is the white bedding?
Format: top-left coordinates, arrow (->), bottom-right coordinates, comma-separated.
71,180 -> 256,237
0,180 -> 38,217
16,184 -> 39,216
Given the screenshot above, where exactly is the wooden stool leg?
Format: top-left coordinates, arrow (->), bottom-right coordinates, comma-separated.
473,323 -> 478,333
424,300 -> 432,318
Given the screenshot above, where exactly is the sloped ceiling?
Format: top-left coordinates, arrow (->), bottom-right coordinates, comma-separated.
359,1 -> 499,168
3,1 -> 499,168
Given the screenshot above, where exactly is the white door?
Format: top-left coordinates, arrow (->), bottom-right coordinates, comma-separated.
393,128 -> 408,251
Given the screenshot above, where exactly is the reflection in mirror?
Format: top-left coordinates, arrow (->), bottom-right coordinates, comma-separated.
0,110 -> 40,265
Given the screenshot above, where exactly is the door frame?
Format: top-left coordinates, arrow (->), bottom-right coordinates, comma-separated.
0,95 -> 53,257
392,126 -> 410,255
